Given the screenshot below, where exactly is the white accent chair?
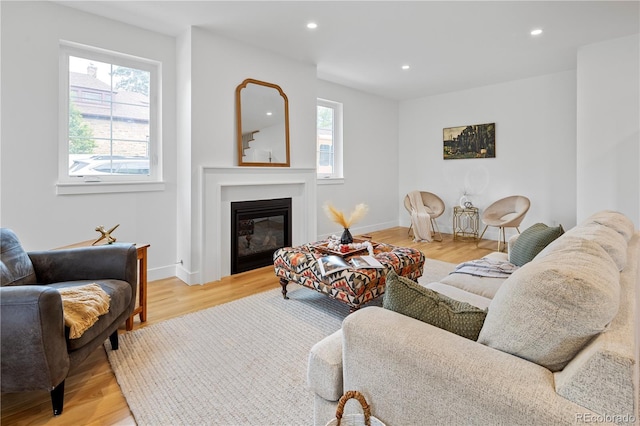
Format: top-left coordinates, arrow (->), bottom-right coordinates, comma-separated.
478,195 -> 531,251
403,191 -> 445,242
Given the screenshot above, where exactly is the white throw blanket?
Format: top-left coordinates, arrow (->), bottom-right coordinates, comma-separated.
408,190 -> 433,242
453,257 -> 519,278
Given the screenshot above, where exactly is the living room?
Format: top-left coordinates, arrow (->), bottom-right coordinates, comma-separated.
1,1 -> 639,424
1,1 -> 637,279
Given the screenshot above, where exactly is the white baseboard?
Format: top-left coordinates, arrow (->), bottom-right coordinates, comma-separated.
147,264 -> 200,285
148,221 -> 509,286
175,264 -> 201,285
317,220 -> 398,240
147,265 -> 176,282
401,219 -> 509,243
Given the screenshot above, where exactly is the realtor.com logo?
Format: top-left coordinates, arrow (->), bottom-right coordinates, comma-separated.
576,413 -> 636,424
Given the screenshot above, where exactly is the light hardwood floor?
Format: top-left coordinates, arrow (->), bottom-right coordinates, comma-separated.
1,227 -> 494,426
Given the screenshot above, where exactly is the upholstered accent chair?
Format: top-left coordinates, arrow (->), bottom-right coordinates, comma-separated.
403,191 -> 445,241
478,195 -> 531,251
0,228 -> 137,415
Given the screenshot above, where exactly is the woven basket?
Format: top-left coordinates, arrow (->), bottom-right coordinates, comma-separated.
325,390 -> 386,426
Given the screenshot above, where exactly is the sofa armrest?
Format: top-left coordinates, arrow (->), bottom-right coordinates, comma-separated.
341,307 -> 599,425
308,330 -> 343,401
0,286 -> 70,392
28,244 -> 137,289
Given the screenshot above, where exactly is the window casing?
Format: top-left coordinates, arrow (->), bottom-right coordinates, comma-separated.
316,99 -> 343,180
58,42 -> 162,191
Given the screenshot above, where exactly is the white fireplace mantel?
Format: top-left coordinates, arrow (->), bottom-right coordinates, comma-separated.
200,166 -> 317,283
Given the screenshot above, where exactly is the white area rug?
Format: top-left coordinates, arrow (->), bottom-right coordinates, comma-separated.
106,258 -> 455,425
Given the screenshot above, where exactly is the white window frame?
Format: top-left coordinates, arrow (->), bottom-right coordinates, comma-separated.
316,98 -> 343,182
57,41 -> 164,195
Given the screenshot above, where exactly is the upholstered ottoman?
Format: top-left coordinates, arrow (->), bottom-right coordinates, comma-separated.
273,241 -> 424,311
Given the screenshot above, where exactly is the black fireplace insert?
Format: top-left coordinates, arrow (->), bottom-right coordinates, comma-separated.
231,198 -> 292,274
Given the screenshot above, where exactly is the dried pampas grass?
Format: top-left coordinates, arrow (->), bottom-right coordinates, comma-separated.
323,203 -> 368,228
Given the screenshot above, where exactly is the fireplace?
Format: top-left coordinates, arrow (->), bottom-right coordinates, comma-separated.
199,166 -> 316,284
231,198 -> 292,274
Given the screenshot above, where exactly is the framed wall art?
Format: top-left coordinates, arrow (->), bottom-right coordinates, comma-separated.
443,123 -> 495,160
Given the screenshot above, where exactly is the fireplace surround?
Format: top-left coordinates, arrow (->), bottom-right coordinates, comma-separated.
199,167 -> 316,284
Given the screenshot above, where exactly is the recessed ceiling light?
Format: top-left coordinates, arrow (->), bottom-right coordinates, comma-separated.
266,111 -> 273,116
531,28 -> 543,36
306,22 -> 318,30
401,64 -> 410,70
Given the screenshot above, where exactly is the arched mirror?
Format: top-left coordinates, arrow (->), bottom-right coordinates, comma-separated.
236,78 -> 290,167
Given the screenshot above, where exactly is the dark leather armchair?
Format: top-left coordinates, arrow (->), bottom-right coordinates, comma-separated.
0,228 -> 137,415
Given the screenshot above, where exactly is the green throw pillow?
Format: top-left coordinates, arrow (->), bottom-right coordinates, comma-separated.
383,271 -> 487,340
509,223 -> 564,267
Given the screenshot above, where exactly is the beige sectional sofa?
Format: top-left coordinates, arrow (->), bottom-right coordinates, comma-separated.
308,211 -> 638,425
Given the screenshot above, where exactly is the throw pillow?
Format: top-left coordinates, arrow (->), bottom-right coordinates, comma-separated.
478,237 -> 620,372
509,223 -> 564,267
383,271 -> 487,340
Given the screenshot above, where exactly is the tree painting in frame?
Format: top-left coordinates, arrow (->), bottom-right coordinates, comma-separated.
443,123 -> 495,159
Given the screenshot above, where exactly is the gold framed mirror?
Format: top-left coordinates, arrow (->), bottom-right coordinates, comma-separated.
236,78 -> 290,167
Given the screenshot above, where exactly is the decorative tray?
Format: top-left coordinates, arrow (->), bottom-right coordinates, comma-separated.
313,238 -> 375,257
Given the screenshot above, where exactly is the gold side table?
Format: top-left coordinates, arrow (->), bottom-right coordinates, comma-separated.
453,206 -> 479,241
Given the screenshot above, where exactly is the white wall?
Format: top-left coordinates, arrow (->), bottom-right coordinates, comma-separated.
189,27 -> 317,170
178,27 -> 317,283
0,1 -> 178,279
398,71 -> 578,240
576,34 -> 640,228
316,80 -> 400,238
175,28 -> 193,281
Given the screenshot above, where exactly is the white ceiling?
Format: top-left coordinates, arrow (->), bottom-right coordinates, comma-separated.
57,1 -> 639,100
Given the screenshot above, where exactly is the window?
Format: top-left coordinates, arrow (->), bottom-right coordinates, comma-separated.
58,42 -> 162,191
79,90 -> 103,103
317,99 -> 343,180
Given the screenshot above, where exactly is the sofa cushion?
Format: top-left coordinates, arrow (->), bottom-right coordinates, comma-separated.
561,222 -> 628,271
383,271 -> 487,340
439,273 -> 506,299
478,236 -> 620,372
554,233 -> 638,416
508,223 -> 564,267
581,210 -> 635,242
0,228 -> 37,286
424,282 -> 492,310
